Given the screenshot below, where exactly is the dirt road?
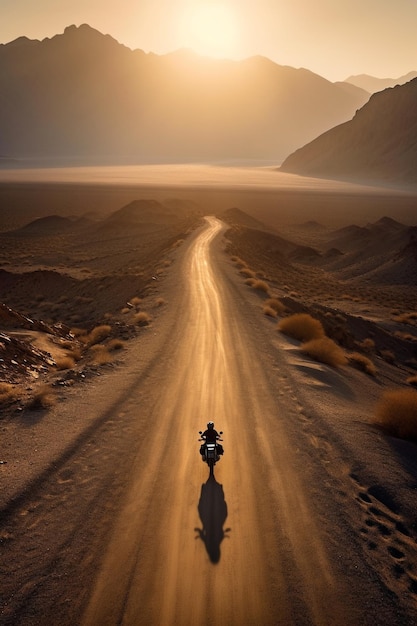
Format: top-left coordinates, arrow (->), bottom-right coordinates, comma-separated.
81,217 -> 401,625
2,217 -> 414,625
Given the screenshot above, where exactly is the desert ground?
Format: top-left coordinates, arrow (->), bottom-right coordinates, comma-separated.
1,170 -> 417,625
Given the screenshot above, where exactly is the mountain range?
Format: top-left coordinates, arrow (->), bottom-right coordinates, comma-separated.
345,71 -> 417,94
280,78 -> 417,185
0,24 -> 369,165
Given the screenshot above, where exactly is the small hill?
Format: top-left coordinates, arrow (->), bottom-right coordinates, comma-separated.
9,215 -> 79,236
322,218 -> 417,285
96,199 -> 181,237
280,78 -> 417,185
221,208 -> 269,231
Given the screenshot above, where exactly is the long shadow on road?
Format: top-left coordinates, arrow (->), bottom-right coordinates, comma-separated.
195,475 -> 230,563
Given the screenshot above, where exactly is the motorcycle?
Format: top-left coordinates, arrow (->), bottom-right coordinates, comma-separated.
199,430 -> 223,474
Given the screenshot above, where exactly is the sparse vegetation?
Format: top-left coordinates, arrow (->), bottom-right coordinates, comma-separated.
155,297 -> 166,307
134,311 -> 151,326
348,352 -> 376,376
278,313 -> 325,343
265,298 -> 286,316
0,382 -> 19,404
129,296 -> 142,307
86,324 -> 112,346
89,344 -> 112,365
374,389 -> 417,440
28,385 -> 55,410
107,339 -> 125,351
301,337 -> 347,368
262,305 -> 277,318
357,338 -> 375,353
240,268 -> 256,278
394,312 -> 417,326
252,279 -> 269,294
380,349 -> 395,364
55,356 -> 76,370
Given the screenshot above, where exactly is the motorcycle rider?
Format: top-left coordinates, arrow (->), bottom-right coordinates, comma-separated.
200,421 -> 224,459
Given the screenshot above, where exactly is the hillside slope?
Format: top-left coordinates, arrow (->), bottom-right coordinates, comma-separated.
280,78 -> 417,184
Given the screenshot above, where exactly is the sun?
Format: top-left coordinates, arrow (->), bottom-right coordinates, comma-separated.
179,2 -> 239,59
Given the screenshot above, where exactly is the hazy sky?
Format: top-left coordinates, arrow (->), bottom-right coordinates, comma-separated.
1,0 -> 417,81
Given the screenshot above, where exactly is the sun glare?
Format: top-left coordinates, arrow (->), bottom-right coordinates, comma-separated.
179,2 -> 239,58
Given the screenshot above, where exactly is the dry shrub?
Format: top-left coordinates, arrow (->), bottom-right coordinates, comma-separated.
155,297 -> 166,307
374,389 -> 417,440
121,307 -> 130,314
107,339 -> 125,351
380,349 -> 395,365
70,327 -> 87,338
407,375 -> 417,387
252,280 -> 269,294
28,385 -> 55,410
129,297 -> 142,307
244,278 -> 256,287
68,347 -> 83,362
89,345 -> 112,365
240,268 -> 256,278
395,331 -> 416,341
87,324 -> 112,345
395,312 -> 417,325
134,311 -> 151,326
358,338 -> 375,353
0,382 -> 19,404
349,352 -> 376,376
232,257 -> 247,268
265,298 -> 286,315
55,356 -> 76,370
278,313 -> 325,342
263,305 -> 277,318
301,337 -> 347,368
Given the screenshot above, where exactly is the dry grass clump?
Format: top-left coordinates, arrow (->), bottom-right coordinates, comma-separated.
265,298 -> 286,316
70,327 -> 88,338
357,338 -> 375,353
406,375 -> 417,387
89,344 -> 112,365
394,312 -> 417,325
107,339 -> 125,351
301,337 -> 347,368
121,307 -> 130,314
240,268 -> 256,278
232,257 -> 248,269
252,280 -> 269,293
134,311 -> 151,326
0,382 -> 19,404
86,324 -> 112,346
278,313 -> 325,343
374,389 -> 417,440
263,305 -> 277,318
395,331 -> 416,342
348,352 -> 376,376
55,356 -> 76,370
28,385 -> 55,410
155,297 -> 166,307
244,277 -> 256,287
380,349 -> 395,365
129,296 -> 142,307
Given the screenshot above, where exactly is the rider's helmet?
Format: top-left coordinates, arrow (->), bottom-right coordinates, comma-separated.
207,421 -> 214,429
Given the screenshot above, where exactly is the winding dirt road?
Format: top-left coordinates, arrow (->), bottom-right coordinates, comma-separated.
81,217 -> 377,625
2,216 -> 415,625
